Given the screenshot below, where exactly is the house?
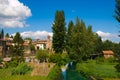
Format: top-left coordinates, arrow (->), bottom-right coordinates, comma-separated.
0,35 -> 52,57
33,35 -> 52,51
102,50 -> 114,59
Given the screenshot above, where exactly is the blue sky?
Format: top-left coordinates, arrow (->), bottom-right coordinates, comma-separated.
0,0 -> 120,42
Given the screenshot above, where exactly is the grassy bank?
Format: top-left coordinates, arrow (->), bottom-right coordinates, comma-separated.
0,64 -> 62,80
76,60 -> 120,80
0,68 -> 48,80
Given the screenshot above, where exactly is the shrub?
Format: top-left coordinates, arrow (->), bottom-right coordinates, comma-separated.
0,57 -> 2,64
47,65 -> 63,80
7,59 -> 18,68
49,54 -> 62,65
96,57 -> 104,64
49,53 -> 70,66
5,57 -> 25,68
12,62 -> 32,75
107,57 -> 116,63
115,63 -> 120,72
36,49 -> 48,62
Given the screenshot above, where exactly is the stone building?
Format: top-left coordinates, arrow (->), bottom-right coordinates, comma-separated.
33,35 -> 52,51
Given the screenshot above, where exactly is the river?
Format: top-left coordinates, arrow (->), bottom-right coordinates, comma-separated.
62,63 -> 88,80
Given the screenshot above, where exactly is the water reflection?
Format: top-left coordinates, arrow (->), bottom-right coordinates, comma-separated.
62,62 -> 88,80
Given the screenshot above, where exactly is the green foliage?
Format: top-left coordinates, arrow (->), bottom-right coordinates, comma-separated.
5,57 -> 25,68
5,59 -> 18,68
12,63 -> 32,75
115,63 -> 120,72
52,10 -> 66,53
0,29 -> 4,39
30,44 -> 35,52
61,53 -> 70,65
13,32 -> 24,44
49,54 -> 62,65
9,32 -> 24,58
5,33 -> 9,38
114,0 -> 120,22
76,60 -> 120,79
47,65 -> 63,80
9,45 -> 24,57
94,36 -> 103,54
96,57 -> 105,64
66,21 -> 74,54
0,68 -> 49,80
24,37 -> 32,42
49,53 -> 70,66
0,57 -> 2,64
67,18 -> 99,63
96,57 -> 116,64
36,49 -> 48,62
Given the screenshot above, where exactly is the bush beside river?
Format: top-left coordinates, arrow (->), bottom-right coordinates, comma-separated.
76,59 -> 120,80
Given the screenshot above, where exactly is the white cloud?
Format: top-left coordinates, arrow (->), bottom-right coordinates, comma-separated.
12,31 -> 53,39
0,0 -> 31,28
96,31 -> 119,42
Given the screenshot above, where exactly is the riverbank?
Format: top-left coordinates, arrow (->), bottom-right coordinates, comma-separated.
76,60 -> 120,79
66,63 -> 88,80
0,63 -> 62,80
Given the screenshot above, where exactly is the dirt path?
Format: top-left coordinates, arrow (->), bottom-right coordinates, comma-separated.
29,62 -> 55,76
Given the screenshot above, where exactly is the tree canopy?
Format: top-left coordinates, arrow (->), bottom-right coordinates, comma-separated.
67,18 -> 99,62
52,10 -> 66,53
9,32 -> 24,57
115,0 -> 120,22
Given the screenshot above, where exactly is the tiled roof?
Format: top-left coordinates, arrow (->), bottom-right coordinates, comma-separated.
102,50 -> 114,55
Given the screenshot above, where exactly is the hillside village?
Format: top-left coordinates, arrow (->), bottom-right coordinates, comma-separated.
0,30 -> 52,58
0,0 -> 120,79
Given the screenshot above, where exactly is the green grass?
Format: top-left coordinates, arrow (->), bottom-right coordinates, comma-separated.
76,60 -> 120,79
0,65 -> 62,80
0,68 -> 49,80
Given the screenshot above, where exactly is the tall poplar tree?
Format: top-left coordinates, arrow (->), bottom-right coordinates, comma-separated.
66,21 -> 74,54
114,0 -> 120,72
1,29 -> 4,39
115,0 -> 120,22
67,18 -> 98,62
52,11 -> 66,53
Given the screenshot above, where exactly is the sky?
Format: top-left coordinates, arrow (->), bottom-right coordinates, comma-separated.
0,0 -> 120,42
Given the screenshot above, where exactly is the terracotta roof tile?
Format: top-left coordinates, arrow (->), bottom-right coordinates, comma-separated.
102,50 -> 114,55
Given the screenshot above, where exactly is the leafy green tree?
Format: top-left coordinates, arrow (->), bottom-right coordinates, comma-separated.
94,36 -> 103,54
12,63 -> 32,75
52,10 -> 66,53
9,32 -> 24,59
24,37 -> 32,43
30,44 -> 35,54
115,0 -> 120,22
113,43 -> 120,56
13,32 -> 24,44
36,49 -> 48,62
5,33 -> 9,38
102,40 -> 114,50
9,45 -> 24,57
0,29 -> 4,39
111,0 -> 120,72
68,18 -> 87,62
66,21 -> 74,54
49,54 -> 62,65
67,18 -> 99,62
49,53 -> 70,66
1,29 -> 4,38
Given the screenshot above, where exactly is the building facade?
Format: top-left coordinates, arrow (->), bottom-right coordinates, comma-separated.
33,35 -> 52,51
